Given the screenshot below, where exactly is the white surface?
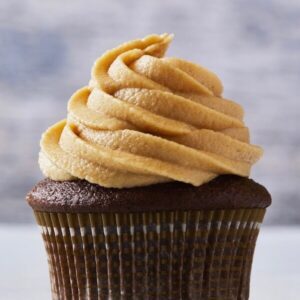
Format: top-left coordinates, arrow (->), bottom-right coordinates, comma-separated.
0,226 -> 299,300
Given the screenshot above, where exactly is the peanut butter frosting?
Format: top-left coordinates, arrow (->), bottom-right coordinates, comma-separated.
39,33 -> 263,188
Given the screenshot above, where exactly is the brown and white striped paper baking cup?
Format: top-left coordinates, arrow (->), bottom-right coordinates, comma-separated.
34,208 -> 265,300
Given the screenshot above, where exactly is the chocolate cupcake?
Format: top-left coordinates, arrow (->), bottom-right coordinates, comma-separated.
27,34 -> 271,300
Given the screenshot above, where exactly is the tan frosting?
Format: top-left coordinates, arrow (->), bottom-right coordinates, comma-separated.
39,34 -> 263,188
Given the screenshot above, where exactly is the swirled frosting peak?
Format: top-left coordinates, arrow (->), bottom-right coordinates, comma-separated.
39,34 -> 263,188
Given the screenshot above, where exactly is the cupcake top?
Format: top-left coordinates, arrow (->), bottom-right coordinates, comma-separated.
27,176 -> 271,213
39,34 -> 263,188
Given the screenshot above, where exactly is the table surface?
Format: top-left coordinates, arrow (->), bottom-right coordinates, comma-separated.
0,225 -> 299,300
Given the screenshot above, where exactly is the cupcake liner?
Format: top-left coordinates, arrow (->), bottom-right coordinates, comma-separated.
34,208 -> 265,300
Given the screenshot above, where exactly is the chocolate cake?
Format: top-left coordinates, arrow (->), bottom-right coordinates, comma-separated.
27,175 -> 271,213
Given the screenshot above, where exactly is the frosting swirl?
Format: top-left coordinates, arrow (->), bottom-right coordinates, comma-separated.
39,34 -> 263,188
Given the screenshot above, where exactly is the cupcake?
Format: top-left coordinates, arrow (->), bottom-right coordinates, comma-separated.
27,34 -> 271,300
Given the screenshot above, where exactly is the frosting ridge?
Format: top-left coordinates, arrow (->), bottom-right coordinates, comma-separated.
39,34 -> 263,188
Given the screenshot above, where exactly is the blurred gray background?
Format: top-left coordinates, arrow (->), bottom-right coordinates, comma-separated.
0,0 -> 299,224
